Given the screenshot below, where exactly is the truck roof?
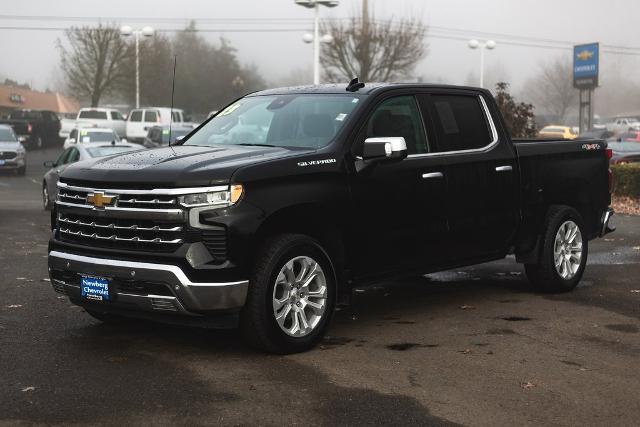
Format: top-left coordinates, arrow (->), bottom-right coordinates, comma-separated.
250,83 -> 486,96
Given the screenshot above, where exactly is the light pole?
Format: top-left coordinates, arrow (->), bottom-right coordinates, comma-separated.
468,39 -> 496,88
295,0 -> 339,85
120,25 -> 155,108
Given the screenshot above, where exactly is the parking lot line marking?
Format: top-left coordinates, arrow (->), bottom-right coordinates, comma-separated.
0,182 -> 9,187
28,178 -> 39,185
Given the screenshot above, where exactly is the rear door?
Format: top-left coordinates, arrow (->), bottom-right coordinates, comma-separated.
349,93 -> 448,278
419,91 -> 519,261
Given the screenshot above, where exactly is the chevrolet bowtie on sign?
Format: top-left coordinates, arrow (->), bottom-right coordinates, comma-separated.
86,192 -> 116,208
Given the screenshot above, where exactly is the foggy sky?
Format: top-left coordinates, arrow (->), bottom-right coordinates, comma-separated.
1,0 -> 639,94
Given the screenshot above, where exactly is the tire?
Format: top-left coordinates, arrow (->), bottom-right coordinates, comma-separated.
42,183 -> 52,210
525,206 -> 588,293
85,309 -> 129,324
240,233 -> 336,354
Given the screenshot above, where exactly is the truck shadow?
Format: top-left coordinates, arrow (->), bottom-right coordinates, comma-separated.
69,262 -> 533,355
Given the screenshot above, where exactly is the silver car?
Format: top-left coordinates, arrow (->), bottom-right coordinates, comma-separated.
0,125 -> 27,175
42,142 -> 143,210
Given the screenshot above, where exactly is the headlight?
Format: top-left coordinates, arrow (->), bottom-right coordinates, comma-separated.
178,184 -> 244,208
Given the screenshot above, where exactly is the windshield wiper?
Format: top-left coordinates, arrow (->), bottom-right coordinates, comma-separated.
235,143 -> 277,147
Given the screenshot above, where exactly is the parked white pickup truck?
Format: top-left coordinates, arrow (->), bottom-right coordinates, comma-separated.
76,108 -> 127,137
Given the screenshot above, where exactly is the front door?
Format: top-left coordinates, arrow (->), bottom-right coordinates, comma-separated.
348,94 -> 448,279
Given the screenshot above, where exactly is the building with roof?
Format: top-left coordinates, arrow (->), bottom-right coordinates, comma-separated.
0,85 -> 80,117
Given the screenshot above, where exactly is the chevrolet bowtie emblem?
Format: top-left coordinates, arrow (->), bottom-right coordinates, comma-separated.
576,50 -> 594,61
86,192 -> 116,208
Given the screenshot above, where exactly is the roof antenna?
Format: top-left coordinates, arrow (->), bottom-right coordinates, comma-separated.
346,77 -> 364,92
168,54 -> 177,155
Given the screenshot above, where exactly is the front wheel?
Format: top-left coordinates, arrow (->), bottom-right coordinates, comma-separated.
241,234 -> 336,354
43,184 -> 52,210
525,206 -> 588,293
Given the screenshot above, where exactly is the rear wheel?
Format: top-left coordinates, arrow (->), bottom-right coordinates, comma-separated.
241,234 -> 336,354
525,206 -> 588,293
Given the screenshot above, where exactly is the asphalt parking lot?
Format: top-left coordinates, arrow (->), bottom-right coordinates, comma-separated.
1,148 -> 639,426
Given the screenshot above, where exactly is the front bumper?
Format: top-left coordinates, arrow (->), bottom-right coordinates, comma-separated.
48,250 -> 249,316
0,157 -> 25,169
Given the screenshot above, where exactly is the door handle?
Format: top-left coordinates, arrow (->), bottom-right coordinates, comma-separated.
495,165 -> 513,172
422,172 -> 444,179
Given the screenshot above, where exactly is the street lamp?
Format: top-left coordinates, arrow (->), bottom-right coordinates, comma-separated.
468,39 -> 496,89
120,25 -> 155,108
295,0 -> 339,85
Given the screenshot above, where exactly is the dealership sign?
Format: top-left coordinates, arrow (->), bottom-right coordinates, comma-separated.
573,43 -> 599,89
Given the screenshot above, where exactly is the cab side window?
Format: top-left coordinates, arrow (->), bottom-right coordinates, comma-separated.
428,95 -> 493,152
55,148 -> 71,165
129,110 -> 142,122
67,148 -> 80,163
360,96 -> 428,155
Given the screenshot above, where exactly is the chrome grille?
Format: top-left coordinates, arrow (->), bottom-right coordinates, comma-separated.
0,151 -> 16,160
57,212 -> 184,252
57,186 -> 179,210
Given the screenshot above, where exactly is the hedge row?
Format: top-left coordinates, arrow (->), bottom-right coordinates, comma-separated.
612,163 -> 640,198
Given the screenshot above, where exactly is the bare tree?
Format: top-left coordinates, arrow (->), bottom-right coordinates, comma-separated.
524,56 -> 577,123
320,0 -> 427,82
58,24 -> 132,107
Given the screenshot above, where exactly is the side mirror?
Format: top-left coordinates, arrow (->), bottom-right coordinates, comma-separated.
175,135 -> 185,142
68,138 -> 76,144
361,137 -> 407,161
43,160 -> 55,168
121,138 -> 127,143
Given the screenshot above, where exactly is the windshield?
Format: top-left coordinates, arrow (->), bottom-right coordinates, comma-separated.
86,145 -> 140,157
0,127 -> 17,141
183,94 -> 362,149
78,130 -> 116,142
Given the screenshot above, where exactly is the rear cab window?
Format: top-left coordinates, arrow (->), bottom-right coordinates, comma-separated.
78,110 -> 108,120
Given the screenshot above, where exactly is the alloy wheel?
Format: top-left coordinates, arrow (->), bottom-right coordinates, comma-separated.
553,220 -> 583,280
272,256 -> 327,337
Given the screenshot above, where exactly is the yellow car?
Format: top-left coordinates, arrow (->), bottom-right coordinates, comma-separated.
538,126 -> 578,140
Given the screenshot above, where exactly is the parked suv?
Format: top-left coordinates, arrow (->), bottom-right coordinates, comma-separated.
49,83 -> 614,354
126,108 -> 185,142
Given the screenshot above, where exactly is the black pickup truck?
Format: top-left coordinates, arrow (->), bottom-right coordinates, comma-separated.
0,109 -> 61,149
48,82 -> 614,353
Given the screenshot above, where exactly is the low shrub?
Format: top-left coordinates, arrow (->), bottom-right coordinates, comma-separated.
611,163 -> 640,198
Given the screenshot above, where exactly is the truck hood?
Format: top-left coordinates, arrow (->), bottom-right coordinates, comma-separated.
60,144 -> 310,187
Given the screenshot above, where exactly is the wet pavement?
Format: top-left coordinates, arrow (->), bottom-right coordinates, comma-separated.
1,148 -> 639,426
